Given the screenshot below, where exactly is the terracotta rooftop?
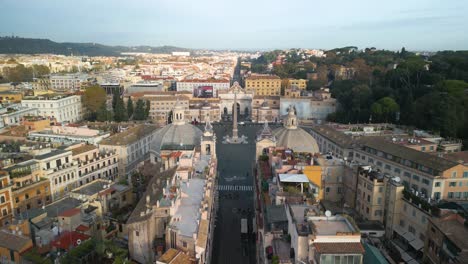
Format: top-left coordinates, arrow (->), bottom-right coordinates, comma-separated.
51,231 -> 90,250
158,248 -> 193,264
58,208 -> 81,217
0,230 -> 32,253
314,242 -> 365,254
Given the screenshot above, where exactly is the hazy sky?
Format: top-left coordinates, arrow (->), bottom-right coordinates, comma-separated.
1,0 -> 467,50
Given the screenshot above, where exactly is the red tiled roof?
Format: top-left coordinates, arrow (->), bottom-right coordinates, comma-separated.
51,231 -> 90,250
58,208 -> 80,217
314,243 -> 365,254
75,225 -> 90,232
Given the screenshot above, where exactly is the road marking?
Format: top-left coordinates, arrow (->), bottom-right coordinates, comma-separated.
217,185 -> 253,192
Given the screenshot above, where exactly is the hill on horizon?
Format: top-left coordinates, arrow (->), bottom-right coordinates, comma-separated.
0,36 -> 191,56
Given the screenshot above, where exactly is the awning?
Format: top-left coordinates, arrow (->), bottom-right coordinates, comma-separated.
392,225 -> 406,236
409,239 -> 424,251
402,231 -> 415,242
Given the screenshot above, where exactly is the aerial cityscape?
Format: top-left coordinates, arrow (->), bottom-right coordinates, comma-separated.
0,1 -> 467,264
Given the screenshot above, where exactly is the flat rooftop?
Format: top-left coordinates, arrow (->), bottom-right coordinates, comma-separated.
99,124 -> 157,146
310,216 -> 356,235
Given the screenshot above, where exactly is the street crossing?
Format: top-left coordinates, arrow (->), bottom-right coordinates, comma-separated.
217,185 -> 253,191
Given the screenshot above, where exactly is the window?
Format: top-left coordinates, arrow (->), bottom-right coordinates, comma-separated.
449,182 -> 457,187
377,197 -> 382,204
2,209 -> 7,216
378,187 -> 383,193
452,172 -> 457,178
459,182 -> 463,187
325,187 -> 330,193
464,172 -> 468,178
135,231 -> 139,236
434,192 -> 441,199
435,182 -> 441,187
448,192 -> 454,198
367,195 -> 370,202
400,219 -> 405,227
0,196 -> 5,204
385,164 -> 391,170
337,187 -> 342,194
455,192 -> 461,198
413,175 -> 420,181
183,241 -> 187,248
394,168 -> 401,174
25,194 -> 29,199
412,209 -> 416,217
421,216 -> 426,224
404,172 -> 411,178
408,225 -> 416,234
422,179 -> 430,185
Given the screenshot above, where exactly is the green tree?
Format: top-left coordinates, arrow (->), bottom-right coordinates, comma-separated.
112,91 -> 119,110
127,97 -> 134,120
371,97 -> 399,122
96,103 -> 112,122
133,99 -> 146,120
82,85 -> 107,121
113,96 -> 128,122
145,100 -> 150,119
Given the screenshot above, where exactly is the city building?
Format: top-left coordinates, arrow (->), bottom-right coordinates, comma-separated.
4,160 -> 52,216
1,106 -> 38,127
424,212 -> 468,264
245,74 -> 281,96
67,143 -> 119,186
34,149 -> 79,201
251,96 -> 280,123
355,138 -> 468,201
0,220 -> 33,263
218,82 -> 253,116
188,98 -> 222,123
22,116 -> 51,131
49,73 -> 88,92
0,171 -> 13,227
285,204 -> 364,263
176,78 -> 230,97
99,124 -> 158,179
99,81 -> 123,95
280,97 -> 337,121
285,78 -> 307,90
0,91 -> 23,104
21,94 -> 82,123
28,125 -> 110,145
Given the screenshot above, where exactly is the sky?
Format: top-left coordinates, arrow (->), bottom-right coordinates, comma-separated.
1,0 -> 467,51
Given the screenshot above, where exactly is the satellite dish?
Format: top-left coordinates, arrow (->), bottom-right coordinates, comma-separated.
76,239 -> 81,245
393,177 -> 401,183
325,210 -> 332,217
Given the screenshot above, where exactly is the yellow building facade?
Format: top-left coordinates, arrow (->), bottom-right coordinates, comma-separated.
245,75 -> 281,96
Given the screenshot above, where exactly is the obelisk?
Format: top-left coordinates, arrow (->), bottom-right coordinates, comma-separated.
232,91 -> 239,141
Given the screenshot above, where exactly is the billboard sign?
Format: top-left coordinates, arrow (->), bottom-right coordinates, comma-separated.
193,86 -> 213,98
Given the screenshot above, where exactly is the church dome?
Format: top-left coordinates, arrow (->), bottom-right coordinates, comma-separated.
272,106 -> 319,153
151,97 -> 203,154
152,123 -> 203,153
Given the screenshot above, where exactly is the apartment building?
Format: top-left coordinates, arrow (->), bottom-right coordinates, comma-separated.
424,212 -> 468,264
245,74 -> 281,96
67,144 -> 119,186
21,95 -> 82,123
176,79 -> 230,97
0,91 -> 23,104
355,138 -> 467,201
5,160 -> 52,216
98,125 -> 158,179
285,204 -> 364,264
0,171 -> 13,227
285,78 -> 307,90
34,149 -> 79,201
1,107 -> 38,127
50,73 -> 88,92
